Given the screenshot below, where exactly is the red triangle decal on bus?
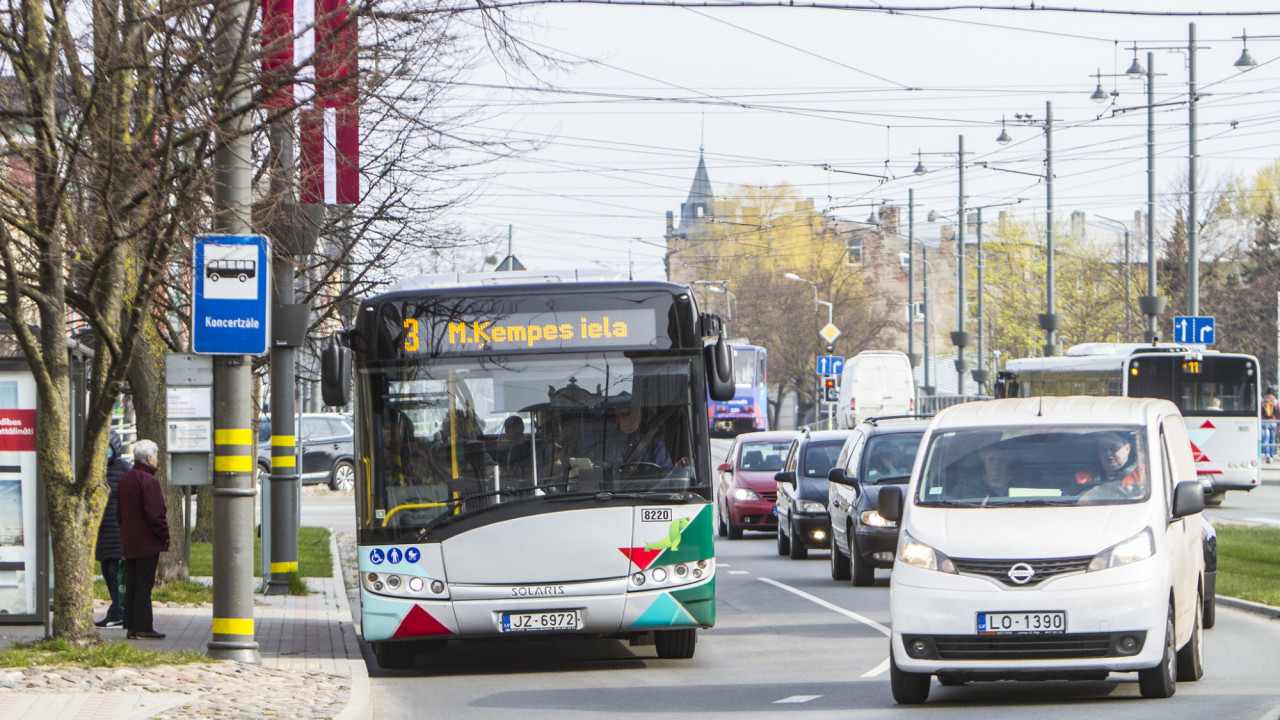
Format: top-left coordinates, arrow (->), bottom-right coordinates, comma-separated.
1200,420 -> 1215,429
620,547 -> 662,570
392,604 -> 454,638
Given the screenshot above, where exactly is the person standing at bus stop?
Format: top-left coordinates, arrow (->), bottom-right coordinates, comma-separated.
94,430 -> 130,628
1262,390 -> 1277,463
117,439 -> 169,640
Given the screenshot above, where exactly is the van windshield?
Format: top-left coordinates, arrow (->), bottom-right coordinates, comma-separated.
915,426 -> 1150,507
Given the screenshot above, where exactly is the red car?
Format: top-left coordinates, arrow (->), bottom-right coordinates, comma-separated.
716,431 -> 796,539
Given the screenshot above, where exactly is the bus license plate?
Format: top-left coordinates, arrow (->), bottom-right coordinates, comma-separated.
502,610 -> 582,633
977,611 -> 1065,634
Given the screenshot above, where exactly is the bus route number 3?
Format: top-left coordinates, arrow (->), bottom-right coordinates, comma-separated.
641,508 -> 672,522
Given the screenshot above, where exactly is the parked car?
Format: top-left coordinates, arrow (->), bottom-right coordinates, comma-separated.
257,413 -> 356,491
881,397 -> 1205,704
774,427 -> 853,559
716,431 -> 795,539
827,417 -> 929,585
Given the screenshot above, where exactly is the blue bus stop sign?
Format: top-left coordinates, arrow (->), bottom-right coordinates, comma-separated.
1172,315 -> 1215,345
192,235 -> 271,355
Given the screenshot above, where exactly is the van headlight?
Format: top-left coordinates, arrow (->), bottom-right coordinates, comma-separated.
898,531 -> 956,573
1088,528 -> 1155,571
860,509 -> 896,528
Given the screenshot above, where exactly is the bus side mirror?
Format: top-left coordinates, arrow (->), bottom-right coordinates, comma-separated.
320,338 -> 352,408
706,334 -> 735,401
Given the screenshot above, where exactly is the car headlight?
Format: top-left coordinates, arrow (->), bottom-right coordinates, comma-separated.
1088,527 -> 1155,571
898,531 -> 956,573
732,487 -> 761,502
800,500 -> 827,513
860,509 -> 896,528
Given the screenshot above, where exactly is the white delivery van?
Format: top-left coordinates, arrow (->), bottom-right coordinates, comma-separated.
879,396 -> 1205,704
838,351 -> 915,428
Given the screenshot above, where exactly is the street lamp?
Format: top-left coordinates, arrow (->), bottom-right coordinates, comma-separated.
1096,216 -> 1135,342
692,280 -> 734,335
786,272 -> 835,428
899,250 -> 936,396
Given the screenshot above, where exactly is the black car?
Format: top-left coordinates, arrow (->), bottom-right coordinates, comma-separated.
827,417 -> 929,586
1203,519 -> 1217,629
257,413 -> 356,491
774,427 -> 853,560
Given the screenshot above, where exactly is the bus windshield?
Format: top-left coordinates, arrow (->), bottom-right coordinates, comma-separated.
1128,354 -> 1257,417
359,351 -> 702,541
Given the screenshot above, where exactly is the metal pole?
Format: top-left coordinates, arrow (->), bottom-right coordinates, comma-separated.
1124,227 -> 1131,342
976,207 -> 985,393
923,247 -> 932,394
209,0 -> 261,663
266,124 -> 299,596
1145,53 -> 1160,341
908,189 -> 916,369
1188,22 -> 1200,316
1044,101 -> 1059,356
956,135 -> 968,394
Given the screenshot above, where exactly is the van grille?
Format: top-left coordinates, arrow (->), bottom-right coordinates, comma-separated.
951,556 -> 1092,587
930,633 -> 1116,660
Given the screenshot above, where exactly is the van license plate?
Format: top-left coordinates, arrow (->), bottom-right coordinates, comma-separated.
502,610 -> 581,633
977,611 -> 1065,634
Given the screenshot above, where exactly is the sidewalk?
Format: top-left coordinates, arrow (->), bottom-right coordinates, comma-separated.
0,535 -> 370,720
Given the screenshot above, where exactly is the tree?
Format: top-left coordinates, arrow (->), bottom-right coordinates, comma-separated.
0,0 -> 529,642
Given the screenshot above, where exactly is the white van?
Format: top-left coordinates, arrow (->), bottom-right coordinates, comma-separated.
879,396 -> 1205,704
838,351 -> 915,428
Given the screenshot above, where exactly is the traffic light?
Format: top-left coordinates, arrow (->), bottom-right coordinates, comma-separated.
823,377 -> 838,402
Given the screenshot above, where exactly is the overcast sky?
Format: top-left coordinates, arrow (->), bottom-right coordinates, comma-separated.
444,2 -> 1280,281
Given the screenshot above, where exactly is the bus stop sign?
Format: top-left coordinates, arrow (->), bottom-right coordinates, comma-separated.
192,235 -> 271,355
1173,315 -> 1215,345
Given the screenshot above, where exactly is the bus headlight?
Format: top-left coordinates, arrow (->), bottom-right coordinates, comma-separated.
363,571 -> 449,599
628,558 -> 715,591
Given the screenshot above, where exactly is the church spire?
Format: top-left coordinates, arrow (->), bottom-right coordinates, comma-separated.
677,148 -> 712,236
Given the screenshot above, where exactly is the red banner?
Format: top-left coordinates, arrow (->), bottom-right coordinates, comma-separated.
0,410 -> 36,452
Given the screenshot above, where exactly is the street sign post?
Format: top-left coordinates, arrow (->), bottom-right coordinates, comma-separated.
1172,315 -> 1215,345
192,235 -> 271,355
816,355 -> 844,376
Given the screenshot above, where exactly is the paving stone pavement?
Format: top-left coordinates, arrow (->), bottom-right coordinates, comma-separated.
0,532 -> 369,720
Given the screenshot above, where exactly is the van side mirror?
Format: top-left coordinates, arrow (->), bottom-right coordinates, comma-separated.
878,485 -> 904,523
1172,480 -> 1205,518
706,333 -> 735,401
320,338 -> 352,408
774,471 -> 796,486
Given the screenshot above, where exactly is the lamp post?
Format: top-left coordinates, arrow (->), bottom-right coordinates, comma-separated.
1008,103 -> 1060,356
692,280 -> 733,335
785,272 -> 835,428
1097,216 -> 1134,342
900,250 -> 935,396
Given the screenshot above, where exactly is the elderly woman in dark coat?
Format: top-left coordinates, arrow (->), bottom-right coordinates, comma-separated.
117,438 -> 169,639
94,430 -> 130,627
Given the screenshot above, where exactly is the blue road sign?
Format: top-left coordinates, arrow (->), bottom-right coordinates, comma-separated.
1172,315 -> 1215,345
816,355 -> 844,376
192,235 -> 271,355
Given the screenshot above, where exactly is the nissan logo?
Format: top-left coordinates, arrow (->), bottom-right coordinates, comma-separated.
1007,562 -> 1036,585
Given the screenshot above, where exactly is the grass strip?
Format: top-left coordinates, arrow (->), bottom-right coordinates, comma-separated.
1214,523 -> 1280,608
0,638 -> 207,668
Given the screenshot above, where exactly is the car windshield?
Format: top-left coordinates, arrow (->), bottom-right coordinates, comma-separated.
915,426 -> 1151,507
738,441 -> 788,472
863,432 -> 923,484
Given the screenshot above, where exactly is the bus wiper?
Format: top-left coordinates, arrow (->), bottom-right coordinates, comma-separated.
546,490 -> 694,504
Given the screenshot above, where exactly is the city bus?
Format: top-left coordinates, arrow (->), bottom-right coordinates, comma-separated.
708,343 -> 769,436
320,271 -> 734,668
995,342 -> 1260,504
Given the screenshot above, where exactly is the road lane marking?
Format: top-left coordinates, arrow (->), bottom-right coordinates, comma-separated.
728,570 -> 750,575
774,695 -> 822,704
759,577 -> 891,678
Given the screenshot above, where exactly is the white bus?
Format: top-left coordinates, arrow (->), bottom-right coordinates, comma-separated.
995,343 -> 1260,505
319,272 -> 734,669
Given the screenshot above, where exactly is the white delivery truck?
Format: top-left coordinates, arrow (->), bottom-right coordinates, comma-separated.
838,351 -> 915,428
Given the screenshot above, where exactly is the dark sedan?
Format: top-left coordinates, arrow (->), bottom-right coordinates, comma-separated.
775,427 -> 852,560
828,418 -> 928,585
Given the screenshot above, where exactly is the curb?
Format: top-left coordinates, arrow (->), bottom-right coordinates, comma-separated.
331,532 -> 373,720
1218,594 -> 1280,620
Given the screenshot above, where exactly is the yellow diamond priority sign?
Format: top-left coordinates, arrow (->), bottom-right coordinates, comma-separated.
820,322 -> 841,344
